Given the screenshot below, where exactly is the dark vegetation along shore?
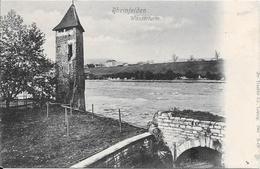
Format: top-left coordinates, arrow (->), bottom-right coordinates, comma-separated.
164,109 -> 225,122
86,60 -> 224,80
1,106 -> 145,168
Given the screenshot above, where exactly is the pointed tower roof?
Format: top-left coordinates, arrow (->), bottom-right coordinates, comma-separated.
53,4 -> 84,32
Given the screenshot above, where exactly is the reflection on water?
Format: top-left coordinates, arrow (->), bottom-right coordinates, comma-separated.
85,80 -> 224,127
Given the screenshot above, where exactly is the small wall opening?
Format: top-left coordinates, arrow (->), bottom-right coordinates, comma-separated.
175,147 -> 222,168
68,44 -> 73,61
68,63 -> 72,74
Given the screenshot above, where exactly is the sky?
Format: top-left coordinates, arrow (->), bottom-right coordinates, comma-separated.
1,0 -> 223,64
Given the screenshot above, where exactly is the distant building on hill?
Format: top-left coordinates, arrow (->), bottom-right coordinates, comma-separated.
122,63 -> 129,66
105,60 -> 117,67
95,63 -> 105,67
137,61 -> 146,65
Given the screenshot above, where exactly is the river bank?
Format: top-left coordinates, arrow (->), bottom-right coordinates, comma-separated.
94,79 -> 225,83
86,60 -> 224,80
0,106 -> 145,167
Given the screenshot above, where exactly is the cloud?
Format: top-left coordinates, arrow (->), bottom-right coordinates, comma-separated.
19,9 -> 62,61
80,12 -> 192,42
43,35 -> 55,61
86,35 -> 126,44
21,9 -> 62,34
7,2 -> 216,64
80,13 -> 193,63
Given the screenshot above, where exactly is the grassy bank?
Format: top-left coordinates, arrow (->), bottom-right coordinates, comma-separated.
1,106 -> 145,167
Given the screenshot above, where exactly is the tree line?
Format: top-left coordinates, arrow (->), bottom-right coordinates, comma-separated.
88,70 -> 224,80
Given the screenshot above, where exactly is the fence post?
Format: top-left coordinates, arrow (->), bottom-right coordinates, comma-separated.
70,103 -> 72,115
92,104 -> 94,119
25,96 -> 27,108
119,109 -> 122,132
173,143 -> 177,161
46,102 -> 49,118
65,107 -> 69,136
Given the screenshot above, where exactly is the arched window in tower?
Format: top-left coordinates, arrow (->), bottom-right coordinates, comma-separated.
68,44 -> 73,61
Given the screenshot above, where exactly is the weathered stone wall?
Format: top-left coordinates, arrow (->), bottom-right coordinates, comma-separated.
70,133 -> 156,168
153,111 -> 225,160
55,27 -> 85,110
74,28 -> 85,110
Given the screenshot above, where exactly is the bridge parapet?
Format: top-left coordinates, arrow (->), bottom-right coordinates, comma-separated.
149,110 -> 225,163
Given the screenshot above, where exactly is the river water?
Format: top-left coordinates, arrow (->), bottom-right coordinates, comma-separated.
85,80 -> 225,127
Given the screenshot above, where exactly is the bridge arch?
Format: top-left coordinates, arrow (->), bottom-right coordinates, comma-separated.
149,110 -> 225,167
175,146 -> 222,167
175,136 -> 223,159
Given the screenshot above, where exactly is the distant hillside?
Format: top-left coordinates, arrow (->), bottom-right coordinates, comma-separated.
85,60 -> 224,80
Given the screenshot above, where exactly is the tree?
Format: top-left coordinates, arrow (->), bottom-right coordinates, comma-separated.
205,71 -> 223,80
87,64 -> 95,68
172,53 -> 178,62
188,55 -> 195,61
185,70 -> 198,79
144,71 -> 154,80
0,10 -> 55,109
165,70 -> 176,80
215,50 -> 220,60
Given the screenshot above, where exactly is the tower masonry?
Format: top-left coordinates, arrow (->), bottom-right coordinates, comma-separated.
53,4 -> 85,110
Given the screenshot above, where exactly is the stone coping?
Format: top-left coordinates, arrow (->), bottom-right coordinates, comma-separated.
70,132 -> 152,168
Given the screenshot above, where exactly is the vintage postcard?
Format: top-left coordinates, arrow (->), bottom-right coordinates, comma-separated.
0,0 -> 259,168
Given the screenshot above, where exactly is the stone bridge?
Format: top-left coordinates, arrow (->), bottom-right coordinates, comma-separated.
149,110 -> 225,166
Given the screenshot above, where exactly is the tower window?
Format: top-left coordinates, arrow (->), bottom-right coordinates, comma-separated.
68,63 -> 72,74
57,45 -> 61,52
68,44 -> 73,61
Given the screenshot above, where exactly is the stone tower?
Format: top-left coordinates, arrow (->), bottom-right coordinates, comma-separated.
53,3 -> 85,110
